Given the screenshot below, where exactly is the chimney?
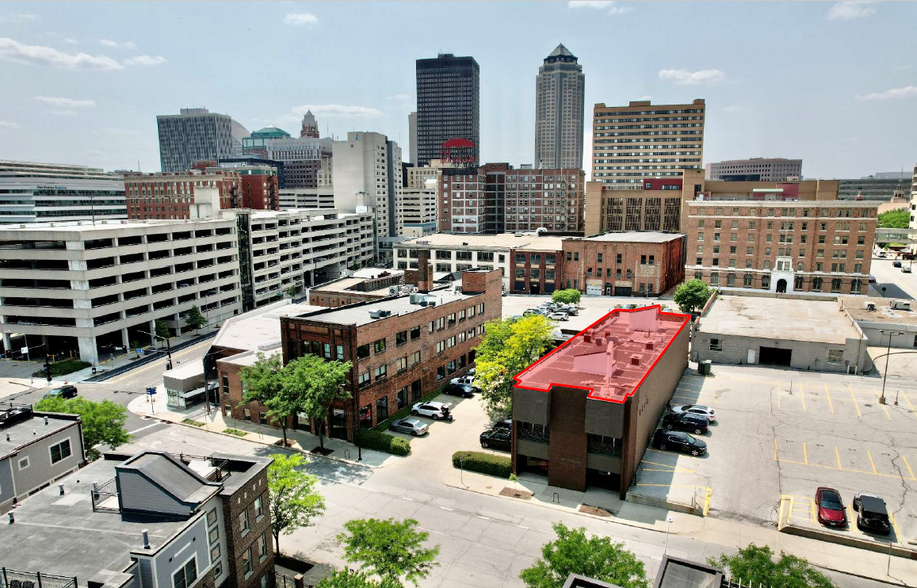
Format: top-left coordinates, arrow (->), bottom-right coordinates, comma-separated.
44,416 -> 49,426
8,511 -> 13,525
59,483 -> 64,496
142,529 -> 151,549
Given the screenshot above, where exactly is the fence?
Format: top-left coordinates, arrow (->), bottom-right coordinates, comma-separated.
0,568 -> 77,588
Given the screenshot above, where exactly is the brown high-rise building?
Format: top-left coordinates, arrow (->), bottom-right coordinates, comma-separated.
591,99 -> 705,188
124,169 -> 241,220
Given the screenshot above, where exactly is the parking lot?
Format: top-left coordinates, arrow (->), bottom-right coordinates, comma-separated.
632,363 -> 917,545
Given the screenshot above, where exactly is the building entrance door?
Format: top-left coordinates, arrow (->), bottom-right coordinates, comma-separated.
760,346 -> 792,367
776,279 -> 788,293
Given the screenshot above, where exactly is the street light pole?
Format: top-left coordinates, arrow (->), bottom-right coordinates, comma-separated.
138,329 -> 173,370
879,329 -> 904,405
664,516 -> 674,555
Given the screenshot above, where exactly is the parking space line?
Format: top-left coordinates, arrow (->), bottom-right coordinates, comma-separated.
847,384 -> 862,417
867,450 -> 878,474
890,512 -> 903,543
835,446 -> 843,470
774,438 -> 778,461
803,442 -> 809,465
641,459 -> 695,474
799,382 -> 807,412
824,384 -> 834,414
776,380 -> 781,409
873,388 -> 892,420
902,456 -> 916,481
810,498 -> 817,525
900,391 -> 917,422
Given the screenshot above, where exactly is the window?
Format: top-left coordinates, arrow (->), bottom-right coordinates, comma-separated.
336,345 -> 344,360
49,438 -> 72,464
358,371 -> 370,387
207,508 -> 217,526
173,556 -> 198,588
410,351 -> 421,366
373,365 -> 387,380
396,330 -> 407,346
410,326 -> 421,340
357,344 -> 370,359
221,374 -> 229,394
254,495 -> 264,519
827,349 -> 843,365
209,526 -> 219,545
373,338 -> 386,353
397,387 -> 408,409
210,544 -> 221,564
242,547 -> 253,578
18,456 -> 29,470
396,356 -> 408,372
239,508 -> 250,536
709,338 -> 723,352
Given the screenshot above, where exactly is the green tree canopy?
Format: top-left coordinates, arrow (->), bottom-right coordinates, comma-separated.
184,305 -> 208,333
287,354 -> 352,450
474,316 -> 555,419
155,320 -> 171,342
241,352 -> 297,446
267,453 -> 325,553
552,289 -> 582,305
878,209 -> 910,229
337,517 -> 440,587
35,397 -> 130,461
317,570 -> 392,588
673,279 -> 712,314
520,523 -> 649,588
709,544 -> 836,588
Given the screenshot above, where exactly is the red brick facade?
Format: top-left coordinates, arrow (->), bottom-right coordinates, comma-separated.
124,170 -> 241,220
221,464 -> 274,588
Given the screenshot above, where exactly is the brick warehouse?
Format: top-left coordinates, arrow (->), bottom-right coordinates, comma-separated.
124,169 -> 242,220
278,267 -> 502,441
511,305 -> 690,497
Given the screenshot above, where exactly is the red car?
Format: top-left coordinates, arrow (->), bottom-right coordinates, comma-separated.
816,487 -> 847,528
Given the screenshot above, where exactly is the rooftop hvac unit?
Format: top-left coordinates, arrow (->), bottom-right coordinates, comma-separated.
864,302 -> 876,311
891,300 -> 911,311
427,300 -> 437,308
378,310 -> 392,318
389,286 -> 399,295
368,309 -> 382,319
410,293 -> 424,304
419,300 -> 428,307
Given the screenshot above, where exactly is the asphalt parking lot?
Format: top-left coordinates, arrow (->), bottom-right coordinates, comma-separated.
632,363 -> 917,545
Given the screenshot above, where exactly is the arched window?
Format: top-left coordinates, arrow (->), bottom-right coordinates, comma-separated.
761,275 -> 771,289
812,277 -> 823,290
851,278 -> 861,293
710,272 -> 720,286
831,278 -> 842,292
694,272 -> 703,281
743,274 -> 753,287
794,276 -> 803,290
726,273 -> 736,287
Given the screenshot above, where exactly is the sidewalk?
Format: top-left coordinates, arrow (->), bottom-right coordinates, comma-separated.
127,385 -> 400,468
442,469 -> 917,586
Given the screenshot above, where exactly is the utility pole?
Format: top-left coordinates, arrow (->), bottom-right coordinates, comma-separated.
879,329 -> 904,405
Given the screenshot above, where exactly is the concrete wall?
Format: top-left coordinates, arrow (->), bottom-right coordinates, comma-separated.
151,514 -> 210,588
0,457 -> 15,512
12,420 -> 84,498
693,332 -> 856,373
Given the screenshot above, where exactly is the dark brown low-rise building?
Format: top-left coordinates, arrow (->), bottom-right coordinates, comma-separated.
512,305 -> 690,497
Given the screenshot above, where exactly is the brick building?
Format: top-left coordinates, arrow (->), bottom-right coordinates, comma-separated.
512,305 -> 690,496
208,165 -> 279,211
279,267 -> 502,441
124,170 -> 241,220
308,269 -> 405,308
684,199 -> 877,295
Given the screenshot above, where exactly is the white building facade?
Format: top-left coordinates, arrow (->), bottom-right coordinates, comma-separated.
535,44 -> 585,170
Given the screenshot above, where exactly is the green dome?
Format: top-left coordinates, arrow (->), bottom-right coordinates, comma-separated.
251,126 -> 291,139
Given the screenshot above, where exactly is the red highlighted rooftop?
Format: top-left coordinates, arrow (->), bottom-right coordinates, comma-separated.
513,305 -> 691,403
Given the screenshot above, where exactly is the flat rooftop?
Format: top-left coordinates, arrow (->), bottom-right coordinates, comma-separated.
400,233 -> 560,250
213,300 -> 324,351
842,296 -> 917,327
581,232 -> 683,244
296,289 -> 475,327
514,306 -> 690,403
0,413 -> 79,459
699,294 -> 862,344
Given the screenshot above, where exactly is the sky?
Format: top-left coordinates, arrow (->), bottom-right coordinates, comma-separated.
0,1 -> 915,180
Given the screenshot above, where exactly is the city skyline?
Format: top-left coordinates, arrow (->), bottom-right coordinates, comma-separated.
0,1 -> 915,178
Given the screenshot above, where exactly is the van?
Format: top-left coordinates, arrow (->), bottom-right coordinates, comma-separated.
853,493 -> 891,535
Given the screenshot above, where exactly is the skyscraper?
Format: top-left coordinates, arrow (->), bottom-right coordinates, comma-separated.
156,108 -> 249,172
415,54 -> 480,167
535,44 -> 585,169
300,110 -> 320,138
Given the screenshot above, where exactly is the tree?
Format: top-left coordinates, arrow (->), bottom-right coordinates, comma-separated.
317,570 -> 389,588
673,279 -> 711,314
520,523 -> 649,588
709,544 -> 836,588
338,518 -> 440,587
240,353 -> 297,447
34,397 -> 130,461
155,320 -> 171,344
267,453 -> 325,553
184,305 -> 207,334
288,354 -> 352,451
285,285 -> 301,298
878,209 -> 910,229
552,289 -> 582,305
474,316 -> 555,419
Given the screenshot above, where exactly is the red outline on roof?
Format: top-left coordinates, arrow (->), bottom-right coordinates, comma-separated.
512,305 -> 691,404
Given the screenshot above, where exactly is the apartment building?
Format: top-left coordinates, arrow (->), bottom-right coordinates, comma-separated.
277,268 -> 502,440
416,54 -> 480,167
535,44 -> 585,170
405,159 -> 453,189
124,169 -> 242,220
0,160 -> 126,224
512,305 -> 690,495
440,164 -> 585,234
0,405 -> 86,513
398,181 -> 438,237
308,269 -> 404,308
157,108 -> 250,173
591,99 -> 705,189
278,187 -> 335,210
1,449 -> 274,588
684,199 -> 878,295
706,157 -> 802,182
209,164 -> 279,211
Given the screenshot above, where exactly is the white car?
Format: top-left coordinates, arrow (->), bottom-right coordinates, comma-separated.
670,404 -> 716,423
411,401 -> 453,420
547,312 -> 569,321
450,375 -> 475,386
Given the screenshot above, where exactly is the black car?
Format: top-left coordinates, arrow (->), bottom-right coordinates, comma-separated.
43,385 -> 78,400
479,429 -> 511,451
662,412 -> 709,435
893,260 -> 902,268
652,430 -> 707,456
853,493 -> 891,535
443,383 -> 476,398
492,419 -> 512,431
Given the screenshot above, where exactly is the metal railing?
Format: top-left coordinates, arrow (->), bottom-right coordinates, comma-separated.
1,568 -> 77,588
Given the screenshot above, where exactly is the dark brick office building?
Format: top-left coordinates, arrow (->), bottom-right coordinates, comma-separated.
511,305 -> 690,497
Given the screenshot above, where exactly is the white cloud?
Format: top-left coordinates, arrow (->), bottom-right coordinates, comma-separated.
658,68 -> 726,85
291,104 -> 383,118
284,13 -> 318,27
827,1 -> 876,20
45,32 -> 77,45
100,39 -> 137,49
855,85 -> 917,100
123,55 -> 166,66
0,120 -> 19,130
568,1 -> 633,14
0,13 -> 37,23
0,37 -> 123,70
50,110 -> 78,116
36,96 -> 96,108
388,93 -> 411,101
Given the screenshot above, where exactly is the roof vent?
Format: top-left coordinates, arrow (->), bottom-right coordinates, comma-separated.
864,302 -> 876,311
378,310 -> 392,318
368,309 -> 382,319
142,529 -> 151,549
630,355 -> 641,366
427,300 -> 437,308
44,416 -> 49,426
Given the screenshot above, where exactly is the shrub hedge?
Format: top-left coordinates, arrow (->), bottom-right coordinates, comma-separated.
373,384 -> 448,432
32,358 -> 91,378
356,429 -> 411,456
451,451 -> 512,478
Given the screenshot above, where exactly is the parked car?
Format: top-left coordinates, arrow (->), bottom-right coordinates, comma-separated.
479,429 -> 511,451
411,401 -> 453,421
662,412 -> 709,435
43,385 -> 78,400
563,306 -> 579,316
816,487 -> 847,528
450,374 -> 475,386
492,419 -> 512,431
877,251 -> 886,258
389,418 -> 429,436
853,493 -> 891,535
547,312 -> 569,321
868,275 -> 877,283
652,429 -> 707,456
443,383 -> 477,398
903,267 -> 912,274
893,260 -> 902,268
523,309 -> 542,317
669,404 -> 716,423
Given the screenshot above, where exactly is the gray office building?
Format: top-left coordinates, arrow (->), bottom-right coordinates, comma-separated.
535,44 -> 585,170
415,54 -> 480,167
838,172 -> 912,201
706,157 -> 802,182
157,108 -> 250,172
